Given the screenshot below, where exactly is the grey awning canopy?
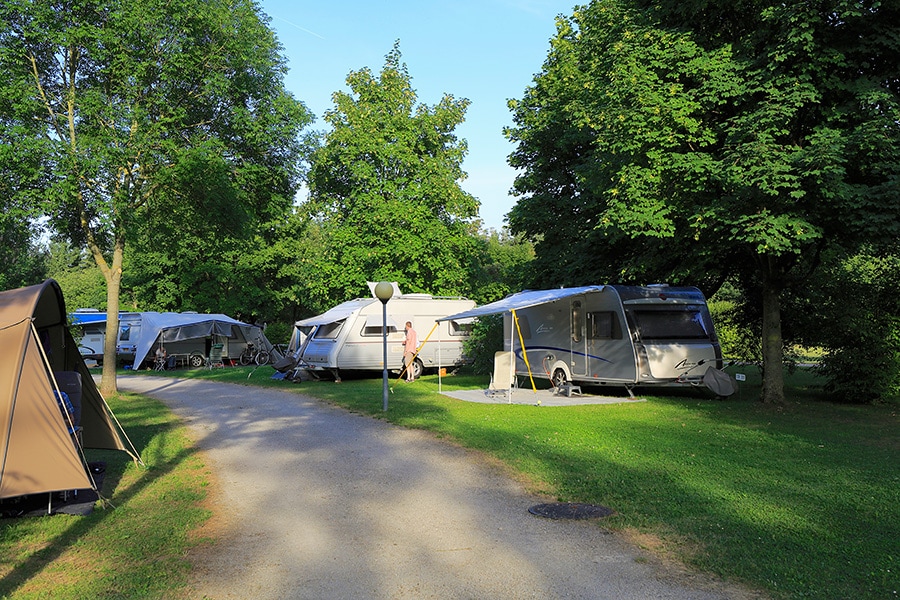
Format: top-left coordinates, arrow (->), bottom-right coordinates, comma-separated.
133,312 -> 258,369
438,286 -> 606,321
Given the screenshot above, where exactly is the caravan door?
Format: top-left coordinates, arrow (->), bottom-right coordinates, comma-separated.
570,297 -> 588,377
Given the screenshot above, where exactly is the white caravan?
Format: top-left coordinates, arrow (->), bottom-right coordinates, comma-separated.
297,286 -> 476,381
71,310 -> 142,364
441,284 -> 723,393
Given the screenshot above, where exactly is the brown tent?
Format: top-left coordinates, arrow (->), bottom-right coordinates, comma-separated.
0,279 -> 139,500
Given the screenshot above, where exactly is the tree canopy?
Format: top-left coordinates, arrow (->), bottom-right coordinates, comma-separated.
506,0 -> 900,402
0,0 -> 312,391
303,43 -> 480,306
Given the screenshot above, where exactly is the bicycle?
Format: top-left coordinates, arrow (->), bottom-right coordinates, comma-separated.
239,340 -> 271,366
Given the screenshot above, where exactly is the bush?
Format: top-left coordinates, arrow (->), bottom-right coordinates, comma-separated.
812,251 -> 900,403
462,314 -> 504,375
264,321 -> 291,346
707,297 -> 761,366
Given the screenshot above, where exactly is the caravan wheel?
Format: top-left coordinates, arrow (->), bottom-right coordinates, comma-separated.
551,368 -> 568,388
411,358 -> 424,380
189,352 -> 205,368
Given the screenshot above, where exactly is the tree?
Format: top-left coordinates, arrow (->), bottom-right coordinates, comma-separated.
46,240 -> 107,310
0,214 -> 46,291
304,43 -> 480,304
125,202 -> 321,327
799,248 -> 900,403
466,228 -> 534,305
506,0 -> 900,403
0,0 -> 312,392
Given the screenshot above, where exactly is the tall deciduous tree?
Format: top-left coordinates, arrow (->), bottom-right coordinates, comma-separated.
506,0 -> 900,403
305,43 -> 479,304
0,0 -> 311,392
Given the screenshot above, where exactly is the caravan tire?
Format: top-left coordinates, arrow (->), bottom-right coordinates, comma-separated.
189,353 -> 205,368
411,358 -> 424,380
551,368 -> 568,388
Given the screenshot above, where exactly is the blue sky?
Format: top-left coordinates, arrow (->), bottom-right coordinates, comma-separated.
257,1 -> 576,230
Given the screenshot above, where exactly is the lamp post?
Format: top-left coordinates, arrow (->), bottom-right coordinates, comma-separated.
374,281 -> 394,411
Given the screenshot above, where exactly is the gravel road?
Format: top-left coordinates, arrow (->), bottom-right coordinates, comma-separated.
117,376 -> 759,600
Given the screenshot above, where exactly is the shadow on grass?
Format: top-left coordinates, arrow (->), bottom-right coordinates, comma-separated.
438,403 -> 897,600
0,393 -> 206,598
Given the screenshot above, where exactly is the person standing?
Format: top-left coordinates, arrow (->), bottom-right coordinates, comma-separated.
403,321 -> 418,381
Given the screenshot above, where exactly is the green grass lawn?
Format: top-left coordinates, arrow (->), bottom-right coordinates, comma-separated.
2,364 -> 897,599
0,392 -> 211,599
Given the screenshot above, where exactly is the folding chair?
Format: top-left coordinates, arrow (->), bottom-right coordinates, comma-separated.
486,351 -> 515,399
206,343 -> 225,369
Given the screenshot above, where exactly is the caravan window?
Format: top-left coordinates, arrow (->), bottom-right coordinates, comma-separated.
361,315 -> 398,336
313,320 -> 344,340
362,325 -> 397,336
448,319 -> 474,336
119,324 -> 132,341
571,301 -> 583,343
511,313 -> 531,340
633,309 -> 708,340
587,311 -> 622,340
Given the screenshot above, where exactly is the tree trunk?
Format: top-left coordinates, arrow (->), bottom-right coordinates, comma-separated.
760,269 -> 785,404
97,239 -> 125,396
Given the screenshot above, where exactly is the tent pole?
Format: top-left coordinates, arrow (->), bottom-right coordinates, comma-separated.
508,312 -> 515,404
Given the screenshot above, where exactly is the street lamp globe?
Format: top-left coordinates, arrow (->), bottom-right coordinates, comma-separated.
374,281 -> 393,303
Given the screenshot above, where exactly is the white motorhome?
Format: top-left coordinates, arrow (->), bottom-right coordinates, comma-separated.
297,287 -> 476,381
442,284 -> 723,393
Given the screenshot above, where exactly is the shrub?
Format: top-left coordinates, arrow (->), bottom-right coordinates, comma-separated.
463,314 -> 504,375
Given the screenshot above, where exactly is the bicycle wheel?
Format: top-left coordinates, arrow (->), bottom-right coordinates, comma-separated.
239,350 -> 253,366
255,350 -> 271,366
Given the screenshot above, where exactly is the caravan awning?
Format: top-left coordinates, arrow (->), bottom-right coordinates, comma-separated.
438,286 -> 606,321
133,312 -> 254,369
70,312 -> 107,326
295,298 -> 374,327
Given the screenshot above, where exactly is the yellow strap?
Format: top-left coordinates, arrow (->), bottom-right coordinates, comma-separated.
512,309 -> 537,392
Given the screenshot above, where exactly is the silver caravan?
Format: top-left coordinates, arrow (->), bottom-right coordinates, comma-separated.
443,285 -> 723,392
297,287 -> 475,381
70,310 -> 142,364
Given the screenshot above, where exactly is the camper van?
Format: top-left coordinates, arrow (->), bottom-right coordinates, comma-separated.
440,284 -> 722,393
72,308 -> 105,359
70,310 -> 271,369
297,290 -> 476,381
503,285 -> 722,390
71,309 -> 142,364
115,312 -> 143,363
